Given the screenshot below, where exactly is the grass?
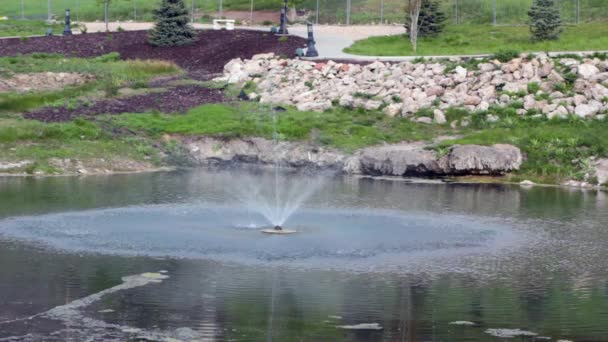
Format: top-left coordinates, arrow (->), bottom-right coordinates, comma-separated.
0,116 -> 158,173
109,101 -> 608,184
436,107 -> 608,184
110,102 -> 442,152
1,0 -> 607,25
0,54 -> 182,113
0,19 -> 66,37
344,23 -> 608,56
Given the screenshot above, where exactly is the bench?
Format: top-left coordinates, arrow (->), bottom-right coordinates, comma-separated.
213,19 -> 235,31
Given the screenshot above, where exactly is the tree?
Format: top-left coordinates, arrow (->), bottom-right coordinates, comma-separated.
406,0 -> 446,38
96,0 -> 111,32
528,0 -> 562,41
408,0 -> 423,53
148,0 -> 198,47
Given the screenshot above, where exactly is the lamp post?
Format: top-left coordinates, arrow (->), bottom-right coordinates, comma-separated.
277,0 -> 288,34
305,21 -> 318,57
63,8 -> 72,35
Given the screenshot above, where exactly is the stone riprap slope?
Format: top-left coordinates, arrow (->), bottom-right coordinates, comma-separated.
216,53 -> 608,122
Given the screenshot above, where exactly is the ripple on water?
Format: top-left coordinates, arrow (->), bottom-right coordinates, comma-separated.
0,203 -> 525,273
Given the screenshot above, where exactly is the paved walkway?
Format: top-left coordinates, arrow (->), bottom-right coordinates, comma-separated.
82,22 -> 405,60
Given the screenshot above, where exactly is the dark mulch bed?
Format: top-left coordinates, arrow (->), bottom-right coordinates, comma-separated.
2,30 -> 305,122
25,85 -> 226,122
0,30 -> 307,79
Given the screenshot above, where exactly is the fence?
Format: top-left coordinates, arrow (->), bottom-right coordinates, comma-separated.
2,0 -> 607,25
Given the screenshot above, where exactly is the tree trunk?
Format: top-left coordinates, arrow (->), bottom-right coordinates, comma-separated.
409,0 -> 422,54
104,1 -> 109,31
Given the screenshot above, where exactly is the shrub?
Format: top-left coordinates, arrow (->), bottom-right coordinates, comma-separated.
405,0 -> 446,38
527,82 -> 540,94
148,0 -> 198,47
493,49 -> 520,63
528,0 -> 562,41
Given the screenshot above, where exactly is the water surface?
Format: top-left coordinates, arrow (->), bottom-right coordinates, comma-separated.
1,169 -> 608,341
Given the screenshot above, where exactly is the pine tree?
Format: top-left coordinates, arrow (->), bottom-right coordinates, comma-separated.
528,0 -> 562,41
148,0 -> 198,47
406,0 -> 446,38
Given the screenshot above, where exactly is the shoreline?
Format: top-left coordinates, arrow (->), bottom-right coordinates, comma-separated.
1,161 -> 605,192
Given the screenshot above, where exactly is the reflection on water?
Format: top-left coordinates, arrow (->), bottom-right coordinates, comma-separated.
1,169 -> 608,341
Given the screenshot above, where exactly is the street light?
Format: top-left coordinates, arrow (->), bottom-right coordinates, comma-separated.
63,8 -> 72,35
305,21 -> 318,57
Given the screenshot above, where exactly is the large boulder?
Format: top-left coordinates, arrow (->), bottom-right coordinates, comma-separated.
446,144 -> 523,175
354,142 -> 445,176
595,158 -> 608,185
183,137 -> 346,169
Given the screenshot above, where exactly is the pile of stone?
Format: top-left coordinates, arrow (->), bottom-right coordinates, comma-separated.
215,53 -> 608,122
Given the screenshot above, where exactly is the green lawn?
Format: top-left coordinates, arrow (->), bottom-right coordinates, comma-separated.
344,23 -> 608,56
0,19 -> 66,37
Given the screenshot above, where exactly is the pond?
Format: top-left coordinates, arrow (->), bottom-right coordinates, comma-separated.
1,169 -> 608,341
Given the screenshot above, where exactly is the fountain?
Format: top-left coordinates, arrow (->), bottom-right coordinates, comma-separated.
228,110 -> 326,234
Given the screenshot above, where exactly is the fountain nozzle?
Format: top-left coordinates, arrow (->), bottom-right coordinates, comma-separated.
274,225 -> 283,231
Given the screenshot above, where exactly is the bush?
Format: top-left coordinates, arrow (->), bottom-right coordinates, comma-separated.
493,49 -> 520,62
405,0 -> 447,38
528,0 -> 562,41
148,0 -> 198,47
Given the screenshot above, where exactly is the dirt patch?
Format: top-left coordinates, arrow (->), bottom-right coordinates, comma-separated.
25,85 -> 226,122
0,72 -> 94,93
0,30 -> 307,80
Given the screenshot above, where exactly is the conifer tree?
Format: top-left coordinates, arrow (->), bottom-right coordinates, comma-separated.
406,0 -> 446,38
148,0 -> 198,47
528,0 -> 562,41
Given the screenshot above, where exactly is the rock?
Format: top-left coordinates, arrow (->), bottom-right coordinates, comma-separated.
521,63 -> 535,79
426,85 -> 445,97
578,63 -> 600,79
589,83 -> 608,101
478,63 -> 495,72
454,66 -> 468,82
297,100 -> 332,112
383,103 -> 402,117
463,95 -> 481,106
415,117 -> 433,124
0,160 -> 33,172
364,100 -> 383,111
356,142 -> 444,176
486,114 -> 499,122
339,94 -> 354,107
447,144 -> 523,175
595,158 -> 608,185
185,137 -> 346,169
575,103 -> 600,118
433,109 -> 447,124
520,180 -> 535,186
547,105 -> 569,119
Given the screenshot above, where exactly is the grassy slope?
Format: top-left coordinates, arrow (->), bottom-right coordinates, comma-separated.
344,24 -> 608,56
0,55 -> 181,173
110,102 -> 608,185
1,54 -> 607,184
0,54 -> 181,113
